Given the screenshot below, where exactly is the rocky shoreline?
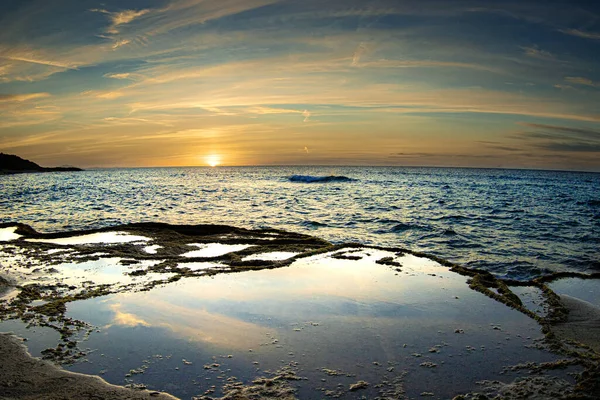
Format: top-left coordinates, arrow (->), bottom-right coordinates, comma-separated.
1,223 -> 599,399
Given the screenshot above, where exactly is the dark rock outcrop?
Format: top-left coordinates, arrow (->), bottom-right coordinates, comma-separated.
0,153 -> 82,174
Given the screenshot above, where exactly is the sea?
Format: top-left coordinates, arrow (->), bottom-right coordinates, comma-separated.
1,166 -> 599,281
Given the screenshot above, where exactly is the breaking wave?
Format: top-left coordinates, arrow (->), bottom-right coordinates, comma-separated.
288,175 -> 356,183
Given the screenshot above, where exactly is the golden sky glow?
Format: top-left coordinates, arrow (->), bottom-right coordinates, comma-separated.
204,154 -> 221,167
0,0 -> 599,170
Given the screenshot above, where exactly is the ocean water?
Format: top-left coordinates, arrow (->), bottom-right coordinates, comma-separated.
1,166 -> 599,280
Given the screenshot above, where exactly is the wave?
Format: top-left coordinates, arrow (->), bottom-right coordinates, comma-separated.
390,222 -> 428,233
578,199 -> 600,207
288,175 -> 356,183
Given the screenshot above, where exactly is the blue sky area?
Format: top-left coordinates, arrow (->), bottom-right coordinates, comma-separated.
0,0 -> 599,170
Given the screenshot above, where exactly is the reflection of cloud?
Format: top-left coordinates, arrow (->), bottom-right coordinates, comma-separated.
112,297 -> 273,349
110,303 -> 150,327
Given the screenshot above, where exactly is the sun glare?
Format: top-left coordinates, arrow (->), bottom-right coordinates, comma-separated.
205,154 -> 221,167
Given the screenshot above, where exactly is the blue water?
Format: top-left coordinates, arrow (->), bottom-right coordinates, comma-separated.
1,166 -> 599,280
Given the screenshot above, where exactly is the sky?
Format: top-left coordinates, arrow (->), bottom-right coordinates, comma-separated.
0,0 -> 599,170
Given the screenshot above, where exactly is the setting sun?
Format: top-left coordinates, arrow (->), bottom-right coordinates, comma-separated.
205,154 -> 221,167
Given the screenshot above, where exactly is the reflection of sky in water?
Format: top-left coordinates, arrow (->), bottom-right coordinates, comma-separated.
181,243 -> 254,258
0,227 -> 21,241
550,278 -> 600,307
60,249 -> 562,399
143,245 -> 161,254
242,251 -> 298,261
25,231 -> 150,245
176,262 -> 228,271
56,258 -> 172,287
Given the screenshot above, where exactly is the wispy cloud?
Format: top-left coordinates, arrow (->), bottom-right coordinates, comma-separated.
358,59 -> 502,73
1,54 -> 79,70
303,109 -> 311,122
513,123 -> 600,153
560,28 -> 600,40
1,0 -> 599,169
352,42 -> 368,66
517,123 -> 600,141
91,8 -> 150,35
112,39 -> 131,49
0,92 -> 50,103
147,0 -> 280,36
565,76 -> 599,88
104,72 -> 134,80
521,46 -> 557,61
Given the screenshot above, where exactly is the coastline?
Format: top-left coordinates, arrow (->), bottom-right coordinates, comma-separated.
0,333 -> 176,400
1,223 -> 599,399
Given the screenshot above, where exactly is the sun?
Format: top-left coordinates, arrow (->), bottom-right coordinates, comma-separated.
205,154 -> 221,167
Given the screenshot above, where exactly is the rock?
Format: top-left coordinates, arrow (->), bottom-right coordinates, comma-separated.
349,380 -> 369,391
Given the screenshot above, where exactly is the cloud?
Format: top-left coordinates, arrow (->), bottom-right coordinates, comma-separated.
536,142 -> 600,152
91,8 -> 150,35
111,10 -> 150,27
565,76 -> 599,88
554,84 -> 574,90
96,91 -> 126,100
517,123 -> 600,140
521,46 -> 556,61
352,42 -> 368,66
514,123 -> 600,153
0,93 -> 50,103
357,59 -> 500,73
1,54 -> 79,70
104,72 -> 133,80
147,0 -> 280,36
303,109 -> 311,122
559,29 -> 600,40
247,106 -> 303,115
0,46 -> 89,82
390,152 -> 514,160
475,141 -> 522,152
112,39 -> 131,49
0,106 -> 61,128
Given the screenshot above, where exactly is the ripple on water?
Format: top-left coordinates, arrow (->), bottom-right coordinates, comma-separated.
1,167 -> 599,279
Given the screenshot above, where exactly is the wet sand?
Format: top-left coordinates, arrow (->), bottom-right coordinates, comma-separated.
0,333 -> 176,400
551,295 -> 600,354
